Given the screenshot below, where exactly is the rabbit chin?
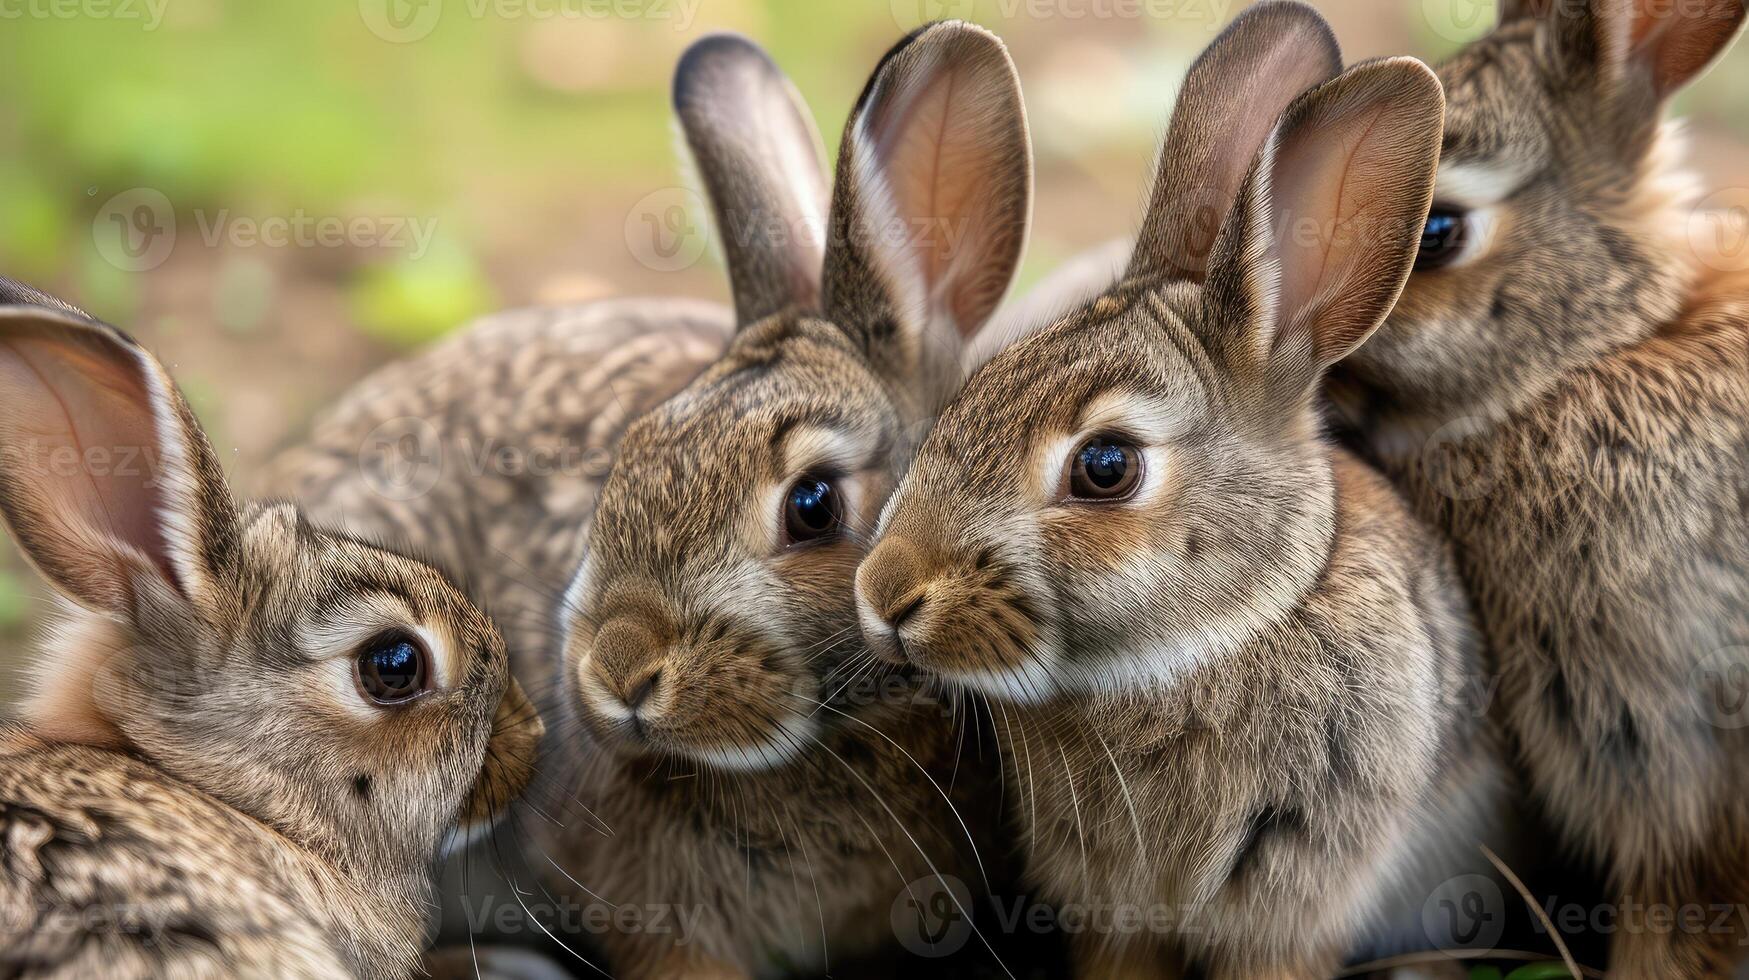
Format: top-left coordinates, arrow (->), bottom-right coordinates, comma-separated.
922,650 -> 1064,706
583,706 -> 823,774
685,711 -> 821,772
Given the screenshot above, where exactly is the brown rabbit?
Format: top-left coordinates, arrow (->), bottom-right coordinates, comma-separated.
0,293 -> 542,978
855,6 -> 1511,978
1326,1 -> 1749,975
544,21 -> 1035,978
266,28 -> 1041,974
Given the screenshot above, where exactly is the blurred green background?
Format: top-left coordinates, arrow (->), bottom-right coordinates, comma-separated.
1,0 -> 1747,706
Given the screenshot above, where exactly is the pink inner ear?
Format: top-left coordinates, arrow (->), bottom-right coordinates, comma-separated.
0,326 -> 179,606
1256,63 -> 1442,370
1633,0 -> 1746,96
864,39 -> 1025,338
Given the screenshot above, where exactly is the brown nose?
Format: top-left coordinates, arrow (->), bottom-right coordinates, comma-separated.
857,536 -> 936,659
587,618 -> 665,713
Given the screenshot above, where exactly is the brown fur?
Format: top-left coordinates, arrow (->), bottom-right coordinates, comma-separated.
0,305 -> 540,978
1330,3 -> 1749,975
272,26 -> 1034,977
856,10 -> 1511,976
549,24 -> 1034,976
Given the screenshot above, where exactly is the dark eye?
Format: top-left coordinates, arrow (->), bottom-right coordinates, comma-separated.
1067,437 -> 1142,501
1415,205 -> 1469,270
355,632 -> 430,706
783,476 -> 843,544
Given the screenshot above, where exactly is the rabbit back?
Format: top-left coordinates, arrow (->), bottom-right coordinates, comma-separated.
0,735 -> 393,979
266,298 -> 733,681
1382,286 -> 1749,895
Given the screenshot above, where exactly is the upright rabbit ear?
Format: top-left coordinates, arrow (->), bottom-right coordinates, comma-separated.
1127,0 -> 1340,283
0,306 -> 241,620
820,21 -> 1031,401
1202,58 -> 1445,388
1540,0 -> 1746,102
674,34 -> 830,328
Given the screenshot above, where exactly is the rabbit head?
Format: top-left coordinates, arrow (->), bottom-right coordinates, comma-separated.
1333,0 -> 1747,433
855,4 -> 1445,701
560,23 -> 1030,769
0,303 -> 542,887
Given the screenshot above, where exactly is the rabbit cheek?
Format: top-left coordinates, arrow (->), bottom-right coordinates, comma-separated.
459,678 -> 543,833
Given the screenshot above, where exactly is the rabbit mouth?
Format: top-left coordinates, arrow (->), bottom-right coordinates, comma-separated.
858,558 -> 1063,704
575,671 -> 825,773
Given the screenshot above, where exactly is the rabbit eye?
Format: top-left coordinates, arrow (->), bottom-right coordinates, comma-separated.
1415,205 -> 1469,270
355,632 -> 431,706
783,476 -> 843,544
1067,437 -> 1142,502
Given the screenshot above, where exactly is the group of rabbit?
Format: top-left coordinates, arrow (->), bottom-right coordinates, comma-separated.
1,0 -> 1745,977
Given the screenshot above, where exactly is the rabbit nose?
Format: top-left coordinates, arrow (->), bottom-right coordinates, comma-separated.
623,668 -> 660,712
587,619 -> 666,716
856,536 -> 935,662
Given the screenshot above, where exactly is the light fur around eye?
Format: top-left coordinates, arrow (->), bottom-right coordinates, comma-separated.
1419,160 -> 1525,271
1039,390 -> 1192,506
304,598 -> 454,718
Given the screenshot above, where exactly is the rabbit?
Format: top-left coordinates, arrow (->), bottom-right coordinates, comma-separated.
853,6 -> 1515,978
540,21 -> 1038,979
1321,0 -> 1749,974
269,23 -> 1035,977
0,294 -> 543,979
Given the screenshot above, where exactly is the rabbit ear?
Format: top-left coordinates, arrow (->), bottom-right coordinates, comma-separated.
1541,0 -> 1746,101
674,33 -> 830,328
1127,0 -> 1340,283
1201,58 -> 1445,386
0,306 -> 241,620
820,20 -> 1031,393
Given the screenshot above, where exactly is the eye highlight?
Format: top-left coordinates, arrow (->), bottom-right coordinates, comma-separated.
355,631 -> 431,706
1066,436 -> 1142,502
783,475 -> 843,544
1414,205 -> 1470,271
